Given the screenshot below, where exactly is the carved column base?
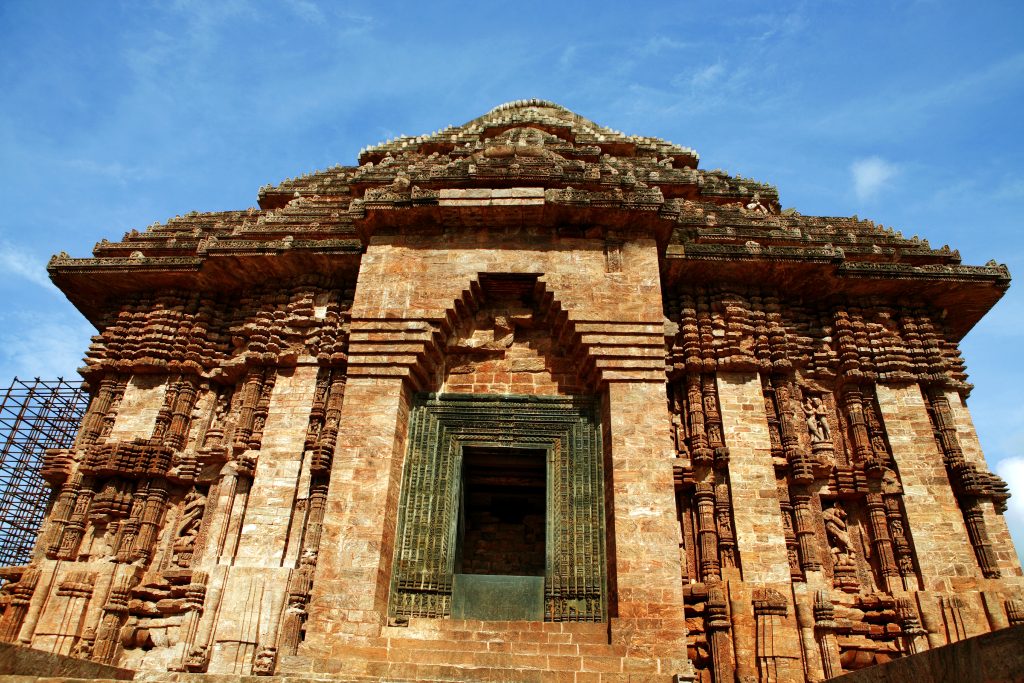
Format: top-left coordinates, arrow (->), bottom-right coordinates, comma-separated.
832,565 -> 860,593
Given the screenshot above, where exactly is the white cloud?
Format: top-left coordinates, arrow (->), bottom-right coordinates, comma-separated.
813,52 -> 1024,143
559,45 -> 577,70
691,63 -> 726,89
850,156 -> 898,200
636,36 -> 690,56
0,311 -> 94,381
992,177 -> 1024,201
995,456 -> 1024,558
0,241 -> 52,289
284,0 -> 325,25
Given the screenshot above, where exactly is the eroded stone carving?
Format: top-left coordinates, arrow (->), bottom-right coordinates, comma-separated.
803,397 -> 831,444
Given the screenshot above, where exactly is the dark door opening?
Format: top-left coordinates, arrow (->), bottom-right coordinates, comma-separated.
458,445 -> 547,577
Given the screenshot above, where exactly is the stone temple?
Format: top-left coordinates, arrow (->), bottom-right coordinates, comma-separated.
1,100 -> 1021,682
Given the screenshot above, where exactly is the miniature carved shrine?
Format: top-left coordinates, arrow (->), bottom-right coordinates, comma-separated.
1,100 -> 1021,682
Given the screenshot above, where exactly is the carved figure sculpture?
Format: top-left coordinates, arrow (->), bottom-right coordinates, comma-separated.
823,504 -> 854,567
172,489 -> 206,567
803,397 -> 831,444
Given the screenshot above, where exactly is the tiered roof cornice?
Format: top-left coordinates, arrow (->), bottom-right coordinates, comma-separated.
49,101 -> 1008,337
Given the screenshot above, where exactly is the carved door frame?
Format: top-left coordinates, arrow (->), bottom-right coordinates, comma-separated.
388,392 -> 606,624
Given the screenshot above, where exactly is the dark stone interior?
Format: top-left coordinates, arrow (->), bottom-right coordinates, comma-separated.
459,446 -> 546,576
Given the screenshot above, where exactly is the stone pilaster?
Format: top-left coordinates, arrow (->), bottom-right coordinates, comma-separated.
875,383 -> 979,590
716,372 -> 790,583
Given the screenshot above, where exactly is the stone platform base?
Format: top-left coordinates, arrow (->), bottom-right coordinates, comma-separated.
4,625 -> 1023,682
0,641 -> 134,680
829,623 -> 1024,683
280,618 -> 688,682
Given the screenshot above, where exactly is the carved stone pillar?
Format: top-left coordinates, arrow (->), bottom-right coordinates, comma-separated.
249,371 -> 275,449
54,571 -> 96,656
774,377 -> 813,484
185,568 -> 227,673
173,572 -> 208,672
687,373 -> 712,464
702,374 -> 728,465
778,486 -> 802,581
92,573 -> 133,664
300,480 -> 329,563
233,368 -> 263,451
962,499 -> 999,578
695,482 -> 721,582
132,481 -> 169,563
865,493 -> 900,592
46,474 -> 83,558
1006,599 -> 1024,627
812,590 -> 841,680
841,388 -> 873,467
714,479 -> 739,574
78,376 -> 121,447
0,568 -> 40,642
896,597 -> 928,655
706,584 -> 734,683
916,593 -> 946,649
279,566 -> 314,656
58,477 -> 96,560
791,488 -> 821,573
941,595 -> 968,643
167,376 -> 199,449
753,588 -> 789,683
114,492 -> 143,563
925,386 -> 1001,578
883,495 -> 919,589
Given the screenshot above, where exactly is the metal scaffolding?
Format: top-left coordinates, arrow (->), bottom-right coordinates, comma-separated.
0,377 -> 88,567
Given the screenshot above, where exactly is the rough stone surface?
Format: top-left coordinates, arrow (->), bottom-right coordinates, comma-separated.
0,640 -> 134,679
829,623 -> 1024,683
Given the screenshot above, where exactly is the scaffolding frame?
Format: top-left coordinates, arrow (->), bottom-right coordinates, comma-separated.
0,377 -> 88,567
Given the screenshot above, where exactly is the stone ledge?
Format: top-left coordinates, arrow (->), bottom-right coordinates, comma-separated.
0,641 -> 134,680
828,623 -> 1024,683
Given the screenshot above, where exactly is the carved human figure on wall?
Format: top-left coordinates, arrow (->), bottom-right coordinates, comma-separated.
823,504 -> 855,567
172,489 -> 206,567
745,192 -> 769,214
803,397 -> 831,443
203,394 -> 230,449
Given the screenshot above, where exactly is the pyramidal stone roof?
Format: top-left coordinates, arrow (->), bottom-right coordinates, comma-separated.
48,99 -> 1008,338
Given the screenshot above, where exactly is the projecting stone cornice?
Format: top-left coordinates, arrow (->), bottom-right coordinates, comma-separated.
44,100 -> 1009,341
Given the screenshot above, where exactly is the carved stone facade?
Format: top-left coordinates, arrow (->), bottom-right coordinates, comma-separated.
1,100 -> 1020,682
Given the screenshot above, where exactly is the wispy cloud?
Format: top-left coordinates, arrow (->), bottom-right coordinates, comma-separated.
995,456 -> 1024,554
0,240 -> 52,289
0,310 -> 93,381
284,0 -> 326,25
850,156 -> 898,200
690,62 -> 726,89
559,45 -> 577,70
813,52 -> 1024,142
636,36 -> 690,56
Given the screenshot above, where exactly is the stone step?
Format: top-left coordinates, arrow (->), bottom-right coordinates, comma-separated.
384,618 -> 610,644
307,648 -> 655,678
384,638 -> 627,658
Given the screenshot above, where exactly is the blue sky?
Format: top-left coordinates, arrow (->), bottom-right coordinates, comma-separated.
2,1 -> 1023,558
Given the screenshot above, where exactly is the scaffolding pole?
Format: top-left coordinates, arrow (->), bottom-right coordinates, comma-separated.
0,377 -> 88,567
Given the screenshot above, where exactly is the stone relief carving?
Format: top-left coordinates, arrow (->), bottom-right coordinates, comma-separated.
803,396 -> 831,444
823,504 -> 854,568
171,488 -> 206,568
